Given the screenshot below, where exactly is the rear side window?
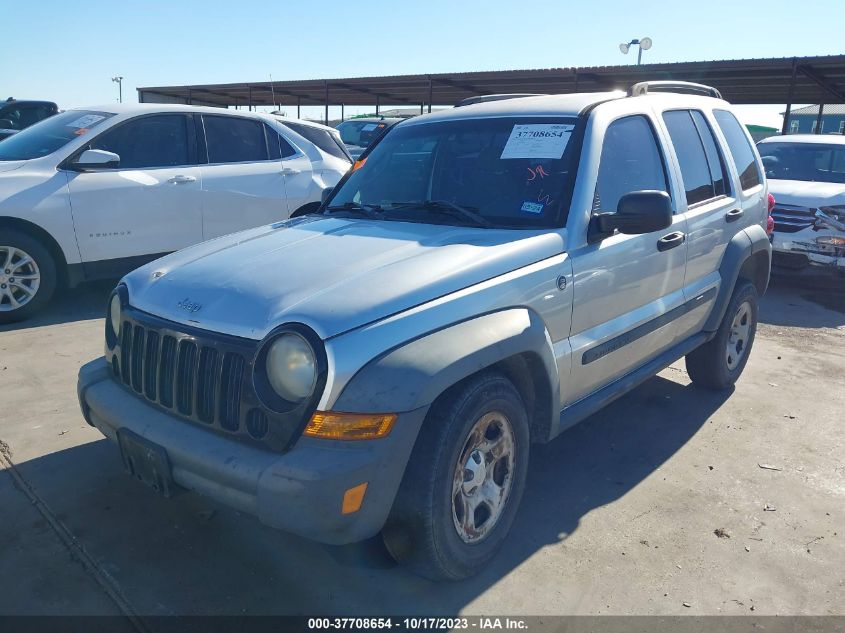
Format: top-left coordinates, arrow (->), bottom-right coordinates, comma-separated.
203,115 -> 268,163
713,110 -> 762,191
663,110 -> 719,206
594,115 -> 668,214
90,114 -> 190,169
280,121 -> 352,162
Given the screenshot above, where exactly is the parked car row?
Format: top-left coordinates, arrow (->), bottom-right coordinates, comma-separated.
0,104 -> 351,322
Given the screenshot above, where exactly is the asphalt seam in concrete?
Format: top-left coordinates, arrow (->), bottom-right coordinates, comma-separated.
0,438 -> 150,632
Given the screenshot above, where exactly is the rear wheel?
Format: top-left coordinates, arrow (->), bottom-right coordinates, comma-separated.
382,372 -> 529,581
0,231 -> 58,324
686,280 -> 758,389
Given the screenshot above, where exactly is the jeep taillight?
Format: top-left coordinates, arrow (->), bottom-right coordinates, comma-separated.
766,193 -> 775,235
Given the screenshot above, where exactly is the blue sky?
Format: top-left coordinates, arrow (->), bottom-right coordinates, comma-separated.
4,0 -> 843,126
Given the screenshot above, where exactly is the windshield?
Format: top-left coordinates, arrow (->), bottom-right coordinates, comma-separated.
328,117 -> 579,229
758,141 -> 845,184
0,110 -> 114,161
337,120 -> 390,147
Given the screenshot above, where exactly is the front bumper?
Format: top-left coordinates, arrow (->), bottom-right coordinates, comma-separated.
77,358 -> 427,545
771,232 -> 845,281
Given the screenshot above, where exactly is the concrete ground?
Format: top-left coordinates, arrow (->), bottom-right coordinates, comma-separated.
0,278 -> 842,620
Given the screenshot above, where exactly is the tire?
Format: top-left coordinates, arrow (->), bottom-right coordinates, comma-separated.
382,372 -> 530,581
686,280 -> 758,390
0,230 -> 58,324
289,202 -> 321,218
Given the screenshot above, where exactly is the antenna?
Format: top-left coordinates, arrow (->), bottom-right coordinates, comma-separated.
270,74 -> 277,111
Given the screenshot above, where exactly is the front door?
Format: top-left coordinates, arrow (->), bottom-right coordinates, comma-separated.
199,115 -> 288,240
567,114 -> 688,404
67,113 -> 202,268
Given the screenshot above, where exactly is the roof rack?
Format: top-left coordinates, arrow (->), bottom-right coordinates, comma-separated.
628,81 -> 722,99
455,93 -> 546,108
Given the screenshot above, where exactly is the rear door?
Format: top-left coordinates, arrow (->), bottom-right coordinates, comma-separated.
199,114 -> 289,239
67,113 -> 203,267
659,109 -> 738,338
567,113 -> 688,403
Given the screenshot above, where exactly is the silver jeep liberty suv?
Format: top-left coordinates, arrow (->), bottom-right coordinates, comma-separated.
78,81 -> 771,581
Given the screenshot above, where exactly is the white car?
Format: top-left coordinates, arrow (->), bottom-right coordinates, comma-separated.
757,134 -> 845,281
0,104 -> 351,322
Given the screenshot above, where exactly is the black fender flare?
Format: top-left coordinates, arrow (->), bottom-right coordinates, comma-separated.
705,224 -> 771,332
333,308 -> 559,440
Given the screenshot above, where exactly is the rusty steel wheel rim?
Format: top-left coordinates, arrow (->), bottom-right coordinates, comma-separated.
451,410 -> 516,544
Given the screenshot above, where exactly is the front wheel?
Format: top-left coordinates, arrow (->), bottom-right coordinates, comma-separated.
382,372 -> 530,581
0,231 -> 58,324
686,280 -> 758,390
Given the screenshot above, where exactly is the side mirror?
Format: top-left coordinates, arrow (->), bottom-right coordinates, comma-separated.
0,119 -> 14,129
592,190 -> 672,239
72,149 -> 120,171
320,187 -> 334,205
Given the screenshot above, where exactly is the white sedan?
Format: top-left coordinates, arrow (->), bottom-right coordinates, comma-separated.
0,104 -> 351,322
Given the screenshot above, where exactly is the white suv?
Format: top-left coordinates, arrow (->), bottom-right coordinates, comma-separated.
0,104 -> 351,322
757,134 -> 845,281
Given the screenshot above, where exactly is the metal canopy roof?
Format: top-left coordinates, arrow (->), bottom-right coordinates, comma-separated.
138,55 -> 845,108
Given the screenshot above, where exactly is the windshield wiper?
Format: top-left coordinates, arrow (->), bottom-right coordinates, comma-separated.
386,200 -> 492,228
324,201 -> 384,220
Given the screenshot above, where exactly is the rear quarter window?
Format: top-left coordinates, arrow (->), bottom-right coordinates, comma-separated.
713,110 -> 762,191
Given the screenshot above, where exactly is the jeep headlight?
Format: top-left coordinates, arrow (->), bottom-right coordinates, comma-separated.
109,294 -> 122,338
266,333 -> 317,402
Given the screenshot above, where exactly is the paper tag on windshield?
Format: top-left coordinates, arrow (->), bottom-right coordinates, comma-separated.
66,114 -> 105,129
500,124 -> 574,159
361,123 -> 378,132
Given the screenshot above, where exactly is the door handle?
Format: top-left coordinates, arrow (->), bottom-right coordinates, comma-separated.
280,167 -> 300,176
725,208 -> 744,222
167,175 -> 196,184
657,231 -> 685,252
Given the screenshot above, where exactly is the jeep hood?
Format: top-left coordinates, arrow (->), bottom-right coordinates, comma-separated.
125,217 -> 564,340
768,179 -> 845,208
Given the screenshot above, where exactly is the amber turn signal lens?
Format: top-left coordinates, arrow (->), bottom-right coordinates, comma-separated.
342,482 -> 368,514
304,411 -> 396,440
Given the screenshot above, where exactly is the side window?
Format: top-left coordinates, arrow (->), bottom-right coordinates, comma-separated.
263,124 -> 297,160
663,110 -> 718,206
690,110 -> 729,197
204,116 -> 268,163
90,114 -> 189,169
713,109 -> 762,191
593,115 -> 668,214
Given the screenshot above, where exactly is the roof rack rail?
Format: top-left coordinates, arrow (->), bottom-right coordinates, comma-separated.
628,81 -> 722,99
455,93 -> 546,108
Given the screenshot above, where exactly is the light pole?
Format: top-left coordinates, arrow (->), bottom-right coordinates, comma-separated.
619,37 -> 652,65
111,76 -> 124,103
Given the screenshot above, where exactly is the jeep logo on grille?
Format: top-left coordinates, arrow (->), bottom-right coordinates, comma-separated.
177,298 -> 202,313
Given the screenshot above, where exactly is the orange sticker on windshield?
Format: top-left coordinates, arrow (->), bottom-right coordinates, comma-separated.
352,157 -> 367,172
74,128 -> 88,136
